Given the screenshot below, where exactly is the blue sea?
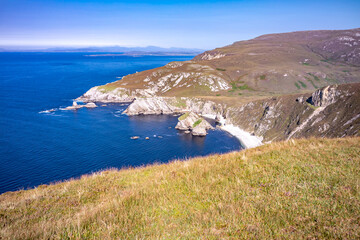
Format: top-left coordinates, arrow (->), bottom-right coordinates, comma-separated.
0,52 -> 242,194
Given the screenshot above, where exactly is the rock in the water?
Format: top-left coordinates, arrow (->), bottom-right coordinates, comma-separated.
175,112 -> 214,136
192,125 -> 207,136
85,102 -> 97,108
63,102 -> 97,110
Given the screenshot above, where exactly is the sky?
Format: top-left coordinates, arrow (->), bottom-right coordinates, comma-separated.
0,0 -> 360,49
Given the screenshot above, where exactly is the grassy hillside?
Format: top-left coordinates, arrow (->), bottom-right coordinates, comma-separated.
83,28 -> 360,103
1,137 -> 359,239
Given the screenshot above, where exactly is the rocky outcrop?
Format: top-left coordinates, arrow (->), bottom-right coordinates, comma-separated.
76,86 -> 135,103
63,101 -> 97,110
175,112 -> 214,136
123,97 -> 184,116
226,83 -> 359,141
123,96 -> 223,117
124,83 -> 359,143
307,85 -> 340,107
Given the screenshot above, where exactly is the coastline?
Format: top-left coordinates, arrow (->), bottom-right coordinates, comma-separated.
202,114 -> 263,149
219,123 -> 263,149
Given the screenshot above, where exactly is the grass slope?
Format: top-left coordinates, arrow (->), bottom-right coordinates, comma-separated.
96,29 -> 360,100
1,137 -> 359,239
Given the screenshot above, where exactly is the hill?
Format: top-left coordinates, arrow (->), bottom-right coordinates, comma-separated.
1,137 -> 359,239
74,29 -> 360,147
78,28 -> 360,101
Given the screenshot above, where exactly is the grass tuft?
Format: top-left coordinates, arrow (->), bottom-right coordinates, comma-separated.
178,112 -> 190,120
298,80 -> 307,88
193,119 -> 202,128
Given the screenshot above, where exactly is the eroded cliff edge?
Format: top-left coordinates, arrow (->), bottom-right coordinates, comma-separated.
77,82 -> 360,148
123,83 -> 359,143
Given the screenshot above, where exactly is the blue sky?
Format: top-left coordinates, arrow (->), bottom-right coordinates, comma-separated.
0,0 -> 359,49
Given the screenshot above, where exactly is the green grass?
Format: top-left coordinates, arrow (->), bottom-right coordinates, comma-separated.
193,119 -> 202,128
302,62 -> 310,66
230,82 -> 238,90
0,138 -> 359,239
325,77 -> 339,84
307,73 -> 320,81
216,68 -> 226,71
98,84 -> 117,92
178,112 -> 190,120
306,77 -> 319,89
306,103 -> 320,110
174,98 -> 186,108
231,82 -> 254,91
298,80 -> 307,88
294,82 -> 301,89
259,74 -> 266,80
238,84 -> 253,90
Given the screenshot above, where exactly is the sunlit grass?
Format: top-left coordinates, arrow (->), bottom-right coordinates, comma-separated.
1,137 -> 359,239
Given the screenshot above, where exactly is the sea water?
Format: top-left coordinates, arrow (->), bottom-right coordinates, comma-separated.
0,52 -> 241,193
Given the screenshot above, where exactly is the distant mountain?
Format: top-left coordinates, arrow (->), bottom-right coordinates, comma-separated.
0,45 -> 204,55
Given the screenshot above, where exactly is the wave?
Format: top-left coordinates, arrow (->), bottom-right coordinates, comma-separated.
39,108 -> 57,114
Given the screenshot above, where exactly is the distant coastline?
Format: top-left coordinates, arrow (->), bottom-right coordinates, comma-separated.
84,52 -> 199,57
0,45 -> 205,55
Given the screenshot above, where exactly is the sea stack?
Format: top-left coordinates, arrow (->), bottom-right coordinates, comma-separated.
175,112 -> 214,136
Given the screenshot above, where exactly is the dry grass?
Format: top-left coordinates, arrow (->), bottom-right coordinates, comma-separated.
1,137 -> 359,239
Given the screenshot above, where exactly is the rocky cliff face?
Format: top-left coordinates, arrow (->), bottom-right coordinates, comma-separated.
122,83 -> 360,143
175,112 -> 214,136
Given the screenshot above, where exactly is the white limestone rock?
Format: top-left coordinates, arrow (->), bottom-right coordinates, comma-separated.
124,97 -> 183,116
76,86 -> 134,103
175,112 -> 214,136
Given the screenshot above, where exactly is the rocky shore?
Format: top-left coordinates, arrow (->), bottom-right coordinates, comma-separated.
75,83 -> 360,148
63,101 -> 97,110
175,112 -> 214,136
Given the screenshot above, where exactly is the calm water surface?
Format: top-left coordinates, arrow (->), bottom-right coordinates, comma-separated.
0,52 -> 241,193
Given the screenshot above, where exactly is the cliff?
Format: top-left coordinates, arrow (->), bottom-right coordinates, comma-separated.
75,28 -> 360,147
121,83 -> 360,144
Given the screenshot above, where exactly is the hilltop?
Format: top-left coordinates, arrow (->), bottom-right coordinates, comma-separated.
1,137 -> 359,239
78,28 -> 360,101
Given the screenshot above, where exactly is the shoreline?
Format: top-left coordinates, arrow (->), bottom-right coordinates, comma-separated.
47,97 -> 264,149
202,114 -> 263,149
219,124 -> 263,149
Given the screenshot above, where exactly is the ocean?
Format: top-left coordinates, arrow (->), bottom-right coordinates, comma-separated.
0,52 -> 242,194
